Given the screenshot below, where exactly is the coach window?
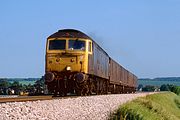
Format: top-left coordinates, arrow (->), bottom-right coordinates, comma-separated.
88,41 -> 92,52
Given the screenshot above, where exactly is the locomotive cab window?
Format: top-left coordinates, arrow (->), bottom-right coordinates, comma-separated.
49,40 -> 66,50
68,39 -> 85,51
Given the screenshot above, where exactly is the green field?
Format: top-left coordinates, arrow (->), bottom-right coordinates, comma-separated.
4,78 -> 39,85
111,92 -> 180,120
9,80 -> 36,85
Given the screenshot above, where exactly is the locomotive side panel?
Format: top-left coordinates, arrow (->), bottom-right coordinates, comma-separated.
117,64 -> 121,84
121,67 -> 124,85
133,75 -> 138,88
91,42 -> 109,79
88,54 -> 94,75
109,58 -> 122,85
128,72 -> 134,87
124,69 -> 128,86
87,40 -> 94,75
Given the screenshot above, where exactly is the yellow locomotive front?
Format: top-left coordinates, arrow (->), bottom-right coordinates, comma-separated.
44,29 -> 92,96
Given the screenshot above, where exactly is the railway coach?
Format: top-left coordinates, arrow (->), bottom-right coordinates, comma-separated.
44,29 -> 137,96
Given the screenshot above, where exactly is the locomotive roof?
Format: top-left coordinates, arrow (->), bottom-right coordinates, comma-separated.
47,29 -> 93,40
48,29 -> 108,56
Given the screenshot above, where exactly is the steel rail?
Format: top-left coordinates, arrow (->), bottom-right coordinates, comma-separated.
0,96 -> 53,103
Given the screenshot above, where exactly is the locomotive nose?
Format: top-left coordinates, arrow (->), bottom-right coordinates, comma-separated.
45,72 -> 55,82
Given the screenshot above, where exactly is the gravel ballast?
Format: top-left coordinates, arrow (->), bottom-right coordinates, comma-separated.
0,92 -> 154,120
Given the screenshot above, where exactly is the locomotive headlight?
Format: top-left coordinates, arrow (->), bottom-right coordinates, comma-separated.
66,66 -> 71,71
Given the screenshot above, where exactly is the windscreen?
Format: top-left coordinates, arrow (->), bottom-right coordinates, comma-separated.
49,40 -> 66,50
68,40 -> 85,51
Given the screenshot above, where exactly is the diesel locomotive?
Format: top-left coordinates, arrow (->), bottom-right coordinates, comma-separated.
44,29 -> 137,96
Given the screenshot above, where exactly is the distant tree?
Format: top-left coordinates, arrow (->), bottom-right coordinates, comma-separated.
25,84 -> 35,94
0,79 -> 10,95
10,81 -> 21,94
33,77 -> 45,95
20,84 -> 27,92
160,84 -> 170,91
160,84 -> 180,95
167,84 -> 175,91
172,86 -> 180,95
142,85 -> 157,92
0,79 -> 10,88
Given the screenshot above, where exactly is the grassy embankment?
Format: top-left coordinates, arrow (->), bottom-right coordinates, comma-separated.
111,92 -> 180,120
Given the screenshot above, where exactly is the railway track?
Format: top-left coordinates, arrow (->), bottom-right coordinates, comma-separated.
0,92 -> 147,103
0,94 -> 106,103
0,94 -> 82,103
0,95 -> 53,103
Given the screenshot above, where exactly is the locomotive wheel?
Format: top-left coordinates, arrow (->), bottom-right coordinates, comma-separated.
63,88 -> 67,96
97,79 -> 107,95
75,82 -> 84,96
82,84 -> 89,96
76,90 -> 81,96
102,80 -> 108,94
96,78 -> 101,95
94,81 -> 98,95
87,78 -> 95,95
99,80 -> 103,94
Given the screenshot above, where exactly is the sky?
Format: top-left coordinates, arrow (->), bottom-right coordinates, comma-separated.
0,0 -> 180,78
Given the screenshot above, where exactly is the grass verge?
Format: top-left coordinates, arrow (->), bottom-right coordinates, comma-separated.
110,92 -> 180,120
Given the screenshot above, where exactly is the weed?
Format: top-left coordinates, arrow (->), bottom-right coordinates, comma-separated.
110,92 -> 180,120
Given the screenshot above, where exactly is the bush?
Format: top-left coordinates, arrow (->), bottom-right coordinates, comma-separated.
160,84 -> 170,91
142,85 -> 157,92
172,86 -> 180,95
160,84 -> 180,95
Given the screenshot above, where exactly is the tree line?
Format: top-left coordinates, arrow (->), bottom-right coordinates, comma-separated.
0,77 -> 45,95
1,78 -> 179,95
138,84 -> 180,95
